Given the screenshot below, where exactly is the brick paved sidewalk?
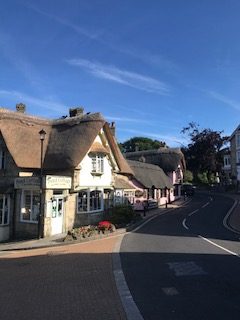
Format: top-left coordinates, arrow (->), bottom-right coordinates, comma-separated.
0,236 -> 127,320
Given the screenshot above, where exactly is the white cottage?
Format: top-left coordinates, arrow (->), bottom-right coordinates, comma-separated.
0,105 -> 133,241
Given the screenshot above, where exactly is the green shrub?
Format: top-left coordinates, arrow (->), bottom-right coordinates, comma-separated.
105,205 -> 136,226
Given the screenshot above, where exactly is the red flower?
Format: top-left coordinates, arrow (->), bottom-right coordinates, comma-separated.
98,220 -> 111,228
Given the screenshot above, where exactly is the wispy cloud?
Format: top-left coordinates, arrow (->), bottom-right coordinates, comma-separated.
67,58 -> 170,95
26,4 -> 178,75
0,90 -> 66,113
208,91 -> 240,111
105,115 -> 151,124
25,3 -> 102,40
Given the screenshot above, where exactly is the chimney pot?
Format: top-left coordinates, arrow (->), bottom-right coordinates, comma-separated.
110,122 -> 116,136
69,107 -> 84,117
16,103 -> 26,113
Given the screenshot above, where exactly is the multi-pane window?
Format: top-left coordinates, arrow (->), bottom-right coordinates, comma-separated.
90,190 -> 101,211
21,190 -> 40,223
78,189 -> 103,213
0,195 -> 9,225
77,190 -> 88,212
91,154 -> 104,174
0,150 -> 5,169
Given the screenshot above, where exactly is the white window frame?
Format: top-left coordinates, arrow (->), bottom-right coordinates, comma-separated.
77,189 -> 103,213
20,190 -> 40,223
0,194 -> 10,226
91,154 -> 104,174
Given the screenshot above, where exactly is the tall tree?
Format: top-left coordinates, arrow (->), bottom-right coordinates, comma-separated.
119,137 -> 167,153
181,122 -> 229,180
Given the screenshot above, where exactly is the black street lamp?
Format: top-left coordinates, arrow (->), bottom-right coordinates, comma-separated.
38,129 -> 46,239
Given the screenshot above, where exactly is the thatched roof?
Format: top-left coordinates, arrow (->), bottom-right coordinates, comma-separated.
0,108 -> 132,173
127,160 -> 172,189
125,148 -> 186,173
89,142 -> 110,154
114,174 -> 135,189
0,110 -> 51,168
104,123 -> 133,175
44,113 -> 105,169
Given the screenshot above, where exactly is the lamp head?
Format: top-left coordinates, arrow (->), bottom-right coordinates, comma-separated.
39,129 -> 46,141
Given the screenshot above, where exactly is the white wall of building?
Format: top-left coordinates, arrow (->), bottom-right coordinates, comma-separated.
78,134 -> 116,188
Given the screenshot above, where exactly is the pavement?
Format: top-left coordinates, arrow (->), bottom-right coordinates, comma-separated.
1,194 -> 240,320
0,199 -> 184,252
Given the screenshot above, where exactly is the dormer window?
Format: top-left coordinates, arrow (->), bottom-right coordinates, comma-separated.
91,154 -> 104,174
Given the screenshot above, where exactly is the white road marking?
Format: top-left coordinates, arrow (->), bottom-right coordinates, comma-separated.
223,200 -> 240,234
182,218 -> 189,230
167,261 -> 207,276
201,202 -> 209,209
198,235 -> 240,258
189,209 -> 199,216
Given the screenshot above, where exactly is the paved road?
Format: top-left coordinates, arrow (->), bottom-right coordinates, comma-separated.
120,192 -> 240,320
0,237 -> 127,320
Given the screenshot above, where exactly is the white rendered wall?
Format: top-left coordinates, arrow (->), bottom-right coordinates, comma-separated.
78,135 -> 114,188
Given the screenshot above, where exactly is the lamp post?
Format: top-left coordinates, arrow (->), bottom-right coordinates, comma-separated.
38,129 -> 46,239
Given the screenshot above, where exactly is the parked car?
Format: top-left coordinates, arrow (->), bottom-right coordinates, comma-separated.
181,183 -> 195,196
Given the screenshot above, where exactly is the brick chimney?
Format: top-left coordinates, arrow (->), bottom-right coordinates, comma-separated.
69,107 -> 84,117
16,103 -> 26,113
110,122 -> 116,136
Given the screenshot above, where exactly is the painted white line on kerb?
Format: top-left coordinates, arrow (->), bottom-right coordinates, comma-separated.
113,235 -> 144,320
182,218 -> 189,230
201,202 -> 209,209
198,235 -> 240,258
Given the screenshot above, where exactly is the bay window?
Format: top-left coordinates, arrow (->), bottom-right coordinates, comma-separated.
77,189 -> 103,213
21,190 -> 40,223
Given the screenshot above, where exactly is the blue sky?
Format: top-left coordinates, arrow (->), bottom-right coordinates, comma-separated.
1,0 -> 240,146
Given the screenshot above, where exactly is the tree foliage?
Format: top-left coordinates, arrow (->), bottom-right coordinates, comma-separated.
183,170 -> 193,183
119,137 -> 167,153
181,122 -> 229,180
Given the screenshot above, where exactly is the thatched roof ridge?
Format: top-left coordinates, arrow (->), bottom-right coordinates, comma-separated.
51,112 -> 104,126
0,107 -> 50,124
125,147 -> 186,172
127,160 -> 172,189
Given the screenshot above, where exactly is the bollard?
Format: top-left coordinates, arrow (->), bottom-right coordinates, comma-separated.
165,200 -> 168,209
